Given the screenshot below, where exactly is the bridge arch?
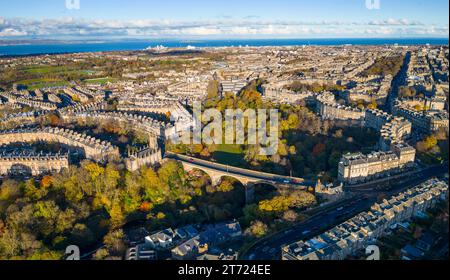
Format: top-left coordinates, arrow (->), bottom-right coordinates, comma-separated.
214,175 -> 250,188
183,166 -> 213,184
179,161 -> 256,203
248,180 -> 279,190
180,161 -> 250,187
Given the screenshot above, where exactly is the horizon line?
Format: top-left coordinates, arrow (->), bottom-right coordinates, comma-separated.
1,36 -> 449,42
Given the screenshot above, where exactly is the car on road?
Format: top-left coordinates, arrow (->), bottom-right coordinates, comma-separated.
188,158 -> 194,162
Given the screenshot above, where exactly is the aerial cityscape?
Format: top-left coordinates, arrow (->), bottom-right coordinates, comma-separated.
0,0 -> 448,266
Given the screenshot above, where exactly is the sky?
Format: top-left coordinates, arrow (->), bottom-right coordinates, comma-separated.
0,0 -> 448,39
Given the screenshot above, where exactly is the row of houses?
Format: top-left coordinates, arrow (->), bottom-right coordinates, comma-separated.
126,220 -> 242,260
338,143 -> 416,185
171,220 -> 242,260
282,179 -> 448,260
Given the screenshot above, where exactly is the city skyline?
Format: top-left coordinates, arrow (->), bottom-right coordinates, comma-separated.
0,0 -> 449,39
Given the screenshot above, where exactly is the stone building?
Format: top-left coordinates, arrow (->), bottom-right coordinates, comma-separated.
124,147 -> 163,172
282,179 -> 448,260
338,143 -> 416,185
0,127 -> 119,163
0,91 -> 57,111
316,92 -> 365,121
392,100 -> 449,134
337,108 -> 415,184
0,151 -> 69,176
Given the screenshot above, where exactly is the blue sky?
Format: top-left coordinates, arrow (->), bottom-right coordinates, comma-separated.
0,0 -> 448,39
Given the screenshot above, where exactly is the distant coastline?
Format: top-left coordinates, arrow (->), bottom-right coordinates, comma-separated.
0,38 -> 448,57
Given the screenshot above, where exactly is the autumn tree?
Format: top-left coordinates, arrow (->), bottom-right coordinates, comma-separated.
245,220 -> 268,238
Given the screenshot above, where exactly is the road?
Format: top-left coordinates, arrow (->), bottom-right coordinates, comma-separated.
243,196 -> 374,260
241,163 -> 448,260
166,152 -> 316,187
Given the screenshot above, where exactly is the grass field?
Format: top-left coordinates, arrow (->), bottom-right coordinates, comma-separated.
212,144 -> 246,166
24,65 -> 69,74
14,65 -> 97,90
24,65 -> 97,76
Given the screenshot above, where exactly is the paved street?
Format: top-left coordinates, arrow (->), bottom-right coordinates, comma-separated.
241,163 -> 449,260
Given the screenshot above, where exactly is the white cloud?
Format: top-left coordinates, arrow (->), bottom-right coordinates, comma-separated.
368,18 -> 423,26
0,28 -> 27,36
0,17 -> 447,38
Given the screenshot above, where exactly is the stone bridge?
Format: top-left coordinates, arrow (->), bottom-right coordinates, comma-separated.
166,152 -> 313,203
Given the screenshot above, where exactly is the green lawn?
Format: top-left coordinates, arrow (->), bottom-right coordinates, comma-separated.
24,65 -> 69,74
16,65 -> 95,90
216,144 -> 243,154
212,144 -> 246,167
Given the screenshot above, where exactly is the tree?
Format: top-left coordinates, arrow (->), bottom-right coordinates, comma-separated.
83,162 -> 105,182
217,180 -> 234,193
424,135 -> 438,150
288,146 -> 297,155
399,86 -> 416,98
108,202 -> 124,228
0,227 -> 21,258
288,191 -> 316,208
24,179 -> 46,201
367,100 -> 377,109
200,147 -> 211,158
140,166 -> 167,205
0,180 -> 21,202
245,221 -> 268,238
278,142 -> 288,157
102,164 -> 121,193
69,223 -> 94,249
29,249 -> 63,260
93,248 -> 109,260
103,230 -> 126,258
205,80 -> 220,108
56,209 -> 77,234
139,201 -> 153,212
259,191 -> 316,213
259,196 -> 291,212
282,210 -> 298,222
40,175 -> 53,189
417,135 -> 438,152
312,143 -> 326,156
333,129 -> 344,138
46,113 -> 62,126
